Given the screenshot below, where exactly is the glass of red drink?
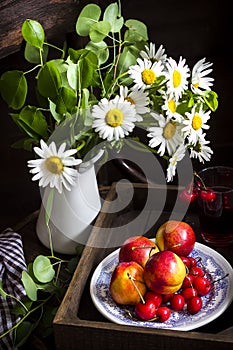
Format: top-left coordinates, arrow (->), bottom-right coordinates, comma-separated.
196,166 -> 233,247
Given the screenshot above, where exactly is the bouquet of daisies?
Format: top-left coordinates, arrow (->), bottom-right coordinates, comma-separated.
0,1 -> 218,193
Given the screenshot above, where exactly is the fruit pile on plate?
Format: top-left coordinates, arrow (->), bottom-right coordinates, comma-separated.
109,220 -> 219,322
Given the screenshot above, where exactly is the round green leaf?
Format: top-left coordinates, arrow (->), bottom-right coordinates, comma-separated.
103,3 -> 124,33
90,21 -> 111,43
86,41 -> 109,65
124,19 -> 148,42
37,61 -> 62,102
76,4 -> 101,37
24,42 -> 48,64
22,19 -> 45,49
33,255 -> 55,283
0,70 -> 27,110
21,270 -> 38,301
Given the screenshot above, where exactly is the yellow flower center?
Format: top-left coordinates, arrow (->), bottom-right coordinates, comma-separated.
141,69 -> 156,85
105,108 -> 124,127
192,114 -> 202,130
45,156 -> 63,174
125,97 -> 134,105
173,70 -> 181,88
168,99 -> 176,113
163,122 -> 176,139
193,81 -> 199,88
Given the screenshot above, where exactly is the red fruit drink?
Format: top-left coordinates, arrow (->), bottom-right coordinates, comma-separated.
196,167 -> 233,247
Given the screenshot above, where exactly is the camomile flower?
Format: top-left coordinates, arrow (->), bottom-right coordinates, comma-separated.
92,96 -> 137,142
191,58 -> 214,95
27,140 -> 82,194
182,106 -> 211,144
166,143 -> 186,182
140,42 -> 167,63
128,58 -> 164,90
165,56 -> 190,99
119,85 -> 150,121
147,113 -> 183,156
189,134 -> 213,163
162,93 -> 183,122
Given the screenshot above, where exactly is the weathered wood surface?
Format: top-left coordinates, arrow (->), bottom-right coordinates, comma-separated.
0,0 -> 87,59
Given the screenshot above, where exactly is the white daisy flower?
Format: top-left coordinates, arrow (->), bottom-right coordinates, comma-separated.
166,143 -> 186,182
119,85 -> 150,121
162,93 -> 183,122
165,56 -> 190,99
189,134 -> 213,163
191,58 -> 214,95
182,106 -> 211,144
147,113 -> 183,156
92,96 -> 137,142
128,58 -> 164,90
27,140 -> 82,194
140,43 -> 167,63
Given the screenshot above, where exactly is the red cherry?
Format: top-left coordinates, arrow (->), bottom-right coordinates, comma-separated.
170,294 -> 185,311
135,300 -> 157,321
162,293 -> 174,303
182,274 -> 195,289
144,291 -> 162,308
193,277 -> 211,296
200,188 -> 216,202
179,256 -> 191,269
188,257 -> 197,267
189,266 -> 205,277
180,188 -> 197,203
156,306 -> 171,322
187,296 -> 202,314
181,287 -> 198,301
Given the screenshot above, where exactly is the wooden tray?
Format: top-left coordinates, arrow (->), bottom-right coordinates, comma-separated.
53,182 -> 233,350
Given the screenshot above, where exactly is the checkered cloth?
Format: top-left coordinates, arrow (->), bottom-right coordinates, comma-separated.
0,229 -> 27,349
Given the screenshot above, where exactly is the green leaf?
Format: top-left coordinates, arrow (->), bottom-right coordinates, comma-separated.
124,19 -> 148,42
11,106 -> 48,139
90,20 -> 111,43
76,4 -> 101,36
55,87 -> 77,114
12,297 -> 33,316
37,61 -> 62,102
67,52 -> 99,91
14,321 -> 35,347
0,70 -> 27,110
49,100 -> 63,123
85,41 -> 109,65
21,270 -> 38,301
33,255 -> 55,283
11,137 -> 36,152
117,49 -> 137,76
67,62 -> 79,90
24,42 -> 48,64
22,19 -> 45,49
203,91 -> 218,111
81,88 -> 90,110
103,3 -> 123,33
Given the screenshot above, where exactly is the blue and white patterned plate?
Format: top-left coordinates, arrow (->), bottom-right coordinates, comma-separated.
90,242 -> 233,331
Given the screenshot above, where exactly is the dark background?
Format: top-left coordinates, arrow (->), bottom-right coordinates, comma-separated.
0,0 -> 232,231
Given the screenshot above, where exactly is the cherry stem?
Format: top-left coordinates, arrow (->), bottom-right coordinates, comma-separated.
127,273 -> 145,304
193,171 -> 207,190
